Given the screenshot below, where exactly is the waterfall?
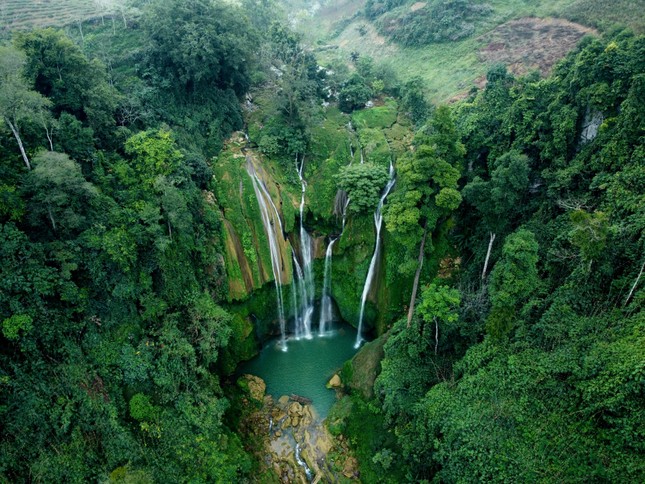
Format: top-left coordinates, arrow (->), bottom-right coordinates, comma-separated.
355,162 -> 396,348
341,197 -> 350,233
319,238 -> 337,335
293,154 -> 314,339
292,251 -> 313,339
247,158 -> 288,351
360,148 -> 365,164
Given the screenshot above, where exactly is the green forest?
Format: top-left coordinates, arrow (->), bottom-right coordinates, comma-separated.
0,0 -> 643,482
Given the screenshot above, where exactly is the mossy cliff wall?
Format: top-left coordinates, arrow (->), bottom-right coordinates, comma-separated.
214,100 -> 415,369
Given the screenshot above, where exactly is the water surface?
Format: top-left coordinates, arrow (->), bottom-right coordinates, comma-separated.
240,324 -> 358,419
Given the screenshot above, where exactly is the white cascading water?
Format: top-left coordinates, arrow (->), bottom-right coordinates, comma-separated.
355,162 -> 396,348
292,250 -> 313,339
318,238 -> 337,335
247,158 -> 288,351
294,154 -> 314,339
341,197 -> 350,233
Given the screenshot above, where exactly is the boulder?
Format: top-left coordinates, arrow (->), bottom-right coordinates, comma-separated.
273,410 -> 286,422
327,374 -> 342,388
288,401 -> 303,417
278,395 -> 290,407
347,332 -> 388,399
238,374 -> 266,403
342,456 -> 359,479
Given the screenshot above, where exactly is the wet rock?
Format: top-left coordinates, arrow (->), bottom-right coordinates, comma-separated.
288,401 -> 303,417
275,430 -> 282,437
342,456 -> 359,479
278,395 -> 290,407
315,431 -> 334,456
290,394 -> 313,405
300,414 -> 312,428
327,374 -> 342,388
238,374 -> 266,403
291,416 -> 300,428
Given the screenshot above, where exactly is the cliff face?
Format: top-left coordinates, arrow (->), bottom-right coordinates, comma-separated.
214,101 -> 416,368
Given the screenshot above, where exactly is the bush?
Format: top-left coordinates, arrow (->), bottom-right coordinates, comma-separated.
336,163 -> 389,214
338,75 -> 373,113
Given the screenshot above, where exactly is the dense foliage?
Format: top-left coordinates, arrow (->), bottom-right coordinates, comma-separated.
0,1 -> 272,480
2,0 -> 644,482
369,0 -> 492,47
358,31 -> 645,481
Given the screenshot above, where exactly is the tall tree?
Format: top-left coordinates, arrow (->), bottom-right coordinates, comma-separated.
0,46 -> 51,170
142,0 -> 256,96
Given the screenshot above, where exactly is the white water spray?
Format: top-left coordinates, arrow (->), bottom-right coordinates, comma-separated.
319,238 -> 337,335
247,158 -> 288,351
355,162 -> 396,348
292,154 -> 315,339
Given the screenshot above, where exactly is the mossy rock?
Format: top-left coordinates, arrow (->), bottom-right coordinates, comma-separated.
346,332 -> 388,399
351,98 -> 398,130
358,127 -> 391,167
326,395 -> 353,436
219,313 -> 259,374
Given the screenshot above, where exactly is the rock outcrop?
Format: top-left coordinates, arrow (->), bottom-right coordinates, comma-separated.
237,374 -> 266,403
236,386 -> 359,482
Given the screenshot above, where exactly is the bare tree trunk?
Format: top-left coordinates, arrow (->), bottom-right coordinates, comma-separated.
434,316 -> 439,355
625,260 -> 644,305
47,205 -> 57,231
407,224 -> 429,328
482,232 -> 496,281
6,119 -> 31,170
45,126 -> 54,151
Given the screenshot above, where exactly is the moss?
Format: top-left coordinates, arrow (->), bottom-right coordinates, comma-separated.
308,107 -> 354,165
358,128 -> 391,167
306,107 -> 356,222
220,313 -> 259,374
326,395 -> 353,436
340,359 -> 354,385
307,155 -> 347,224
351,98 -> 398,129
346,332 -> 388,399
332,214 -> 375,326
225,282 -> 285,343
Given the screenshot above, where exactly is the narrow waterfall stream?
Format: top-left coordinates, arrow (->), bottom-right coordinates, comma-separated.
247,158 -> 288,351
355,161 -> 396,348
294,154 -> 315,339
318,238 -> 337,335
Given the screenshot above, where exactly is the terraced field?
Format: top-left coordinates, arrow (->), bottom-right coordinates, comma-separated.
0,0 -> 109,32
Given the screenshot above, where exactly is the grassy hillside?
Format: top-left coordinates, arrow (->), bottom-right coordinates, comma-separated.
299,0 -> 645,102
